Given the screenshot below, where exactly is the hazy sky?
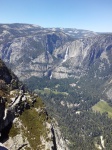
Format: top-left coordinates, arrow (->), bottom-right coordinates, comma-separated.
0,0 -> 112,32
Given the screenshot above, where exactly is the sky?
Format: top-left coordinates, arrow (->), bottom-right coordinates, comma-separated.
0,0 -> 112,32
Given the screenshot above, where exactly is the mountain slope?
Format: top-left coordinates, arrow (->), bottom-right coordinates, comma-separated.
0,23 -> 97,80
0,24 -> 111,83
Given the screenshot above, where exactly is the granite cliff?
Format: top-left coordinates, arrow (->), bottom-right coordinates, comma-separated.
0,23 -> 97,80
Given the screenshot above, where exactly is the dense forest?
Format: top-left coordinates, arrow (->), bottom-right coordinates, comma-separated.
25,68 -> 112,150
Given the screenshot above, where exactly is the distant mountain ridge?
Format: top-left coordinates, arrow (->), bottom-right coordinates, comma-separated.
0,23 -> 97,37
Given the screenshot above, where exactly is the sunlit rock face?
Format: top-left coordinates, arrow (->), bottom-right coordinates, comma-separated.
0,23 -> 97,80
0,24 -> 111,80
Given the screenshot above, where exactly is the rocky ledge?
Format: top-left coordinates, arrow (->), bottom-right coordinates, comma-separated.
0,59 -> 69,150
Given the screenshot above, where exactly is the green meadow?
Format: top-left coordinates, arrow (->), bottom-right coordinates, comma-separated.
35,88 -> 68,95
92,100 -> 112,118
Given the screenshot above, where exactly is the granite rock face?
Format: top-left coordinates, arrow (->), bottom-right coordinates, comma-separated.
0,23 -> 97,80
53,34 -> 112,75
0,24 -> 111,80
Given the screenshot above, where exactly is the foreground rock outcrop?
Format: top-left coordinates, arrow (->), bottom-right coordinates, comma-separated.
0,59 -> 68,150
